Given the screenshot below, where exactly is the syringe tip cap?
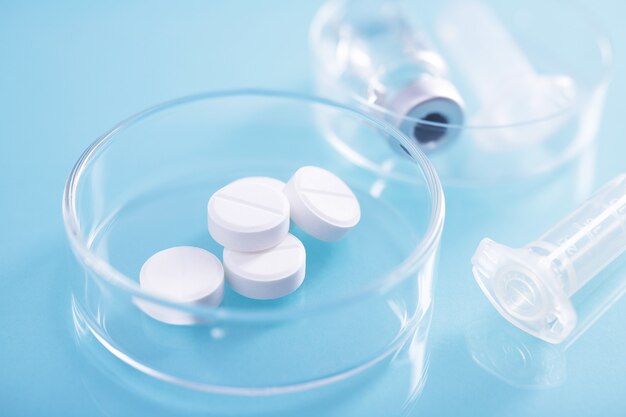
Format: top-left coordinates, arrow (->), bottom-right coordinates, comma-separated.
472,238 -> 577,344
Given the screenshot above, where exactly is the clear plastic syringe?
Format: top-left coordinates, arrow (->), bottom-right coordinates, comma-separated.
472,174 -> 626,343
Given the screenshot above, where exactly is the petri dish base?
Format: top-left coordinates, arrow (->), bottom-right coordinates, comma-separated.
63,90 -> 444,407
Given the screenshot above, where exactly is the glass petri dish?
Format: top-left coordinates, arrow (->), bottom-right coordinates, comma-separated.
311,0 -> 613,186
62,91 -> 444,408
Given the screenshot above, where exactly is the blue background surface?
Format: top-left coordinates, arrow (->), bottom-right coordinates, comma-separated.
1,1 -> 624,415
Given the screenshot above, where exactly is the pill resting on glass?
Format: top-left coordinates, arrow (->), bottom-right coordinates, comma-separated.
137,246 -> 225,325
224,233 -> 307,300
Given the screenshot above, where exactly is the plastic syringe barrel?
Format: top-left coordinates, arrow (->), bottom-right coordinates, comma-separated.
528,174 -> 626,296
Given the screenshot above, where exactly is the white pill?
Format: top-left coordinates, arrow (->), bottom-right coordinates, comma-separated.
223,233 -> 306,300
231,176 -> 286,192
208,181 -> 290,251
283,166 -> 361,241
137,246 -> 224,325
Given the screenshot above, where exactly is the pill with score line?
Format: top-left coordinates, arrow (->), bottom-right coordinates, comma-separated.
223,233 -> 306,299
208,180 -> 290,251
284,166 -> 361,241
137,246 -> 224,325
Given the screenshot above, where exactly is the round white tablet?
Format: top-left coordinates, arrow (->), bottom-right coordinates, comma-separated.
283,166 -> 361,241
208,181 -> 290,252
223,233 -> 306,300
231,176 -> 286,192
137,246 -> 224,325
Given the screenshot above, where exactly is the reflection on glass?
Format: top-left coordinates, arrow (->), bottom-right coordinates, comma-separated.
437,0 -> 576,148
73,296 -> 433,417
466,316 -> 566,389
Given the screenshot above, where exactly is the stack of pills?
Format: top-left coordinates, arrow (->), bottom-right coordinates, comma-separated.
138,166 -> 361,324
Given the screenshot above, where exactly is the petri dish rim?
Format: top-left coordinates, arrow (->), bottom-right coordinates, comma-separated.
62,89 -> 445,322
